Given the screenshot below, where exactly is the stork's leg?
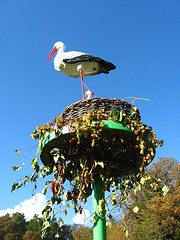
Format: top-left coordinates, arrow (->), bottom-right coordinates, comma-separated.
78,66 -> 97,99
79,69 -> 85,99
82,81 -> 97,99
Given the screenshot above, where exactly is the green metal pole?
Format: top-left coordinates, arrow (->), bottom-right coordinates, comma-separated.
93,175 -> 106,240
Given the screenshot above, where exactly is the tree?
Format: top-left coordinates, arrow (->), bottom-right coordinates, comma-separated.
53,224 -> 74,240
0,214 -> 16,240
23,215 -> 42,240
12,212 -> 26,239
106,222 -> 127,240
26,215 -> 42,233
115,157 -> 180,240
72,224 -> 93,240
22,230 -> 42,240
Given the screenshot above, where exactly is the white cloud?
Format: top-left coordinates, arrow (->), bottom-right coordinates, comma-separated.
72,209 -> 90,225
0,193 -> 47,221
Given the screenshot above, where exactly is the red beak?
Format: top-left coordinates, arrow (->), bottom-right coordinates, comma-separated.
47,47 -> 57,62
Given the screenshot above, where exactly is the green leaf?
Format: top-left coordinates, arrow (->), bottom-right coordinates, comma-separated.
119,110 -> 123,122
12,165 -> 20,171
91,217 -> 96,224
97,199 -> 105,213
125,229 -> 129,237
162,185 -> 169,196
133,106 -> 137,112
98,161 -> 104,168
67,203 -> 72,208
106,220 -> 112,228
137,184 -> 142,191
53,165 -> 57,173
31,158 -> 38,168
15,149 -> 20,158
16,182 -> 23,189
123,116 -> 127,126
140,177 -> 145,185
94,161 -> 105,169
30,172 -> 35,181
42,220 -> 50,231
13,163 -> 24,171
58,219 -> 63,228
109,107 -> 116,117
42,185 -> 48,195
133,206 -> 139,214
11,183 -> 16,192
24,176 -> 29,185
55,233 -> 60,238
134,188 -> 137,196
11,182 -> 23,192
116,111 -> 120,121
31,158 -> 39,172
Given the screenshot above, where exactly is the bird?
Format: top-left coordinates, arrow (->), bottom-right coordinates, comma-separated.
47,41 -> 116,98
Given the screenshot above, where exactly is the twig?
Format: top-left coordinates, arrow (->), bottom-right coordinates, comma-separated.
121,96 -> 150,105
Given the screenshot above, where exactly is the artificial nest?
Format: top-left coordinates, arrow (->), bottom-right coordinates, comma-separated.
31,98 -> 162,202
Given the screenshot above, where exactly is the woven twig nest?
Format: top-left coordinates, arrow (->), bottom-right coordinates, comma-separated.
38,98 -> 156,184
59,98 -> 141,126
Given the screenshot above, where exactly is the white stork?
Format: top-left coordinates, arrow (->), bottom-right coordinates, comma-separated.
47,41 -> 116,98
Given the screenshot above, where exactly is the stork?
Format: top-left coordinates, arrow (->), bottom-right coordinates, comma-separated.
47,41 -> 116,99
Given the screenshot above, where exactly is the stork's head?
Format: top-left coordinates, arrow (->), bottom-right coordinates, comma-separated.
47,41 -> 65,62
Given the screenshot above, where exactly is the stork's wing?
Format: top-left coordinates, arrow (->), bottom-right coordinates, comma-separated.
63,54 -> 116,74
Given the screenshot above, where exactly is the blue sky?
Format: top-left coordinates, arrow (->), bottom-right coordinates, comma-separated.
1,0 -> 180,225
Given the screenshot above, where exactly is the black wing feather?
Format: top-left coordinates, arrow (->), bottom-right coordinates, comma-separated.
63,54 -> 116,74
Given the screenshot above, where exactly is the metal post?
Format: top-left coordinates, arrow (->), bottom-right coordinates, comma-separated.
93,175 -> 106,240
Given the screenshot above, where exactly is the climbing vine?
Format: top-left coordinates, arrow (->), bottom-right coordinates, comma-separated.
12,105 -> 165,238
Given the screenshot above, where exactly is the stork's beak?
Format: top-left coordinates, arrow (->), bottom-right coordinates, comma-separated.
47,47 -> 57,62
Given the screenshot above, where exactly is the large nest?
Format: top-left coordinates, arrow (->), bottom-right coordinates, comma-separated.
30,97 -> 161,204
60,98 -> 141,126
37,98 -> 156,181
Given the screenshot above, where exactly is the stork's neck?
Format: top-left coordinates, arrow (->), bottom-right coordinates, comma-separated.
57,46 -> 65,54
54,47 -> 65,71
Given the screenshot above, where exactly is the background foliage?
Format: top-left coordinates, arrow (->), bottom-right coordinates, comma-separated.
5,158 -> 180,239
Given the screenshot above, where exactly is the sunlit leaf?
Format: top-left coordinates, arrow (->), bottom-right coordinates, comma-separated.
162,185 -> 169,196
42,185 -> 48,195
58,219 -> 63,228
13,165 -> 20,171
17,182 -> 23,189
106,220 -> 112,228
140,177 -> 145,185
67,203 -> 72,208
55,233 -> 60,238
125,229 -> 129,237
31,158 -> 38,168
15,149 -> 20,158
24,176 -> 29,185
133,206 -> 139,214
11,183 -> 16,192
